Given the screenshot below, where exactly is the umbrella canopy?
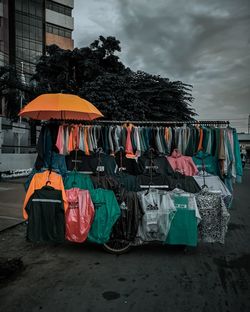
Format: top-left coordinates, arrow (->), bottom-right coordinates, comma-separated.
18,93 -> 104,120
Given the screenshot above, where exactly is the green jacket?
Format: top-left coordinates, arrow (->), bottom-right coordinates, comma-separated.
88,189 -> 121,244
63,172 -> 94,190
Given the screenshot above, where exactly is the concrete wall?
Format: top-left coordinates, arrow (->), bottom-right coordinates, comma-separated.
0,119 -> 31,153
0,117 -> 39,154
52,0 -> 74,8
46,9 -> 74,30
0,153 -> 37,171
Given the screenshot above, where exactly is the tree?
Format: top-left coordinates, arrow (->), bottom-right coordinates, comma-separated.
1,36 -> 196,120
0,65 -> 29,119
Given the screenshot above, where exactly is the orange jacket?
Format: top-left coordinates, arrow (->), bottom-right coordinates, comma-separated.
125,124 -> 136,158
22,170 -> 68,220
197,127 -> 203,151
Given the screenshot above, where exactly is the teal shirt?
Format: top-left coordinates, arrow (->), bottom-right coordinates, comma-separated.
233,129 -> 243,183
165,195 -> 198,246
166,209 -> 198,246
88,189 -> 121,244
193,151 -> 219,176
64,172 -> 94,190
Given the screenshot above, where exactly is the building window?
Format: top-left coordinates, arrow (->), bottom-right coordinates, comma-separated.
46,23 -> 72,38
14,0 -> 44,76
46,1 -> 72,16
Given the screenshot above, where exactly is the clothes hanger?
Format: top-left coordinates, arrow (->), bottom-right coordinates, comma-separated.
45,167 -> 52,186
95,147 -> 105,183
117,146 -> 126,175
70,150 -> 79,187
145,181 -> 154,195
201,162 -> 208,189
174,170 -> 182,189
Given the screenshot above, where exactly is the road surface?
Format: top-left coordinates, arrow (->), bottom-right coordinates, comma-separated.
0,167 -> 250,312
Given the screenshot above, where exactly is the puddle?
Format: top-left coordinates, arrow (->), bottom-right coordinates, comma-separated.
102,291 -> 121,300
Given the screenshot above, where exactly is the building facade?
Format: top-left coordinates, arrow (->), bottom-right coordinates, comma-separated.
0,0 -> 74,76
0,0 -> 74,116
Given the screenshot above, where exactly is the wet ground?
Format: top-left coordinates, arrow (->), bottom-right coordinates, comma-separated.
0,167 -> 250,312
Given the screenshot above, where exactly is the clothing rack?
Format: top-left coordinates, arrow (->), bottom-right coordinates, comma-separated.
90,120 -> 230,126
45,119 -> 230,126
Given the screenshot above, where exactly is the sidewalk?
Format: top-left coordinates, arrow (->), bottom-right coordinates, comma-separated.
0,178 -> 25,231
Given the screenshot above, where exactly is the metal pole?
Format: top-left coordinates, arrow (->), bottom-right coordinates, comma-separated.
19,61 -> 24,123
18,61 -> 25,153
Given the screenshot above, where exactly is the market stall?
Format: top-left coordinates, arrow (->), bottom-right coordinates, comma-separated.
19,97 -> 242,253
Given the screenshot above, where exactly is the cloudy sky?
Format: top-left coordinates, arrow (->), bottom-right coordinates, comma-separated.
73,0 -> 250,132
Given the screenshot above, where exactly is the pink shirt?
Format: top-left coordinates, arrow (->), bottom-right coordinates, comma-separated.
56,125 -> 64,154
167,149 -> 198,176
65,188 -> 94,243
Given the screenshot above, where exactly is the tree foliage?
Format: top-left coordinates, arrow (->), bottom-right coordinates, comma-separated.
0,65 -> 30,118
0,36 -> 196,120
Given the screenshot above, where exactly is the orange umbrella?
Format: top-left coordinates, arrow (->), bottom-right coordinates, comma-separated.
18,93 -> 104,120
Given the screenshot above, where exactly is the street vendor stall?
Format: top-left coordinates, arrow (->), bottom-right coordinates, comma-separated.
19,96 -> 242,253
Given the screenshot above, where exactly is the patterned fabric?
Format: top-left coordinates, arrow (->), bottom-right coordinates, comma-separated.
195,189 -> 230,244
193,171 -> 233,209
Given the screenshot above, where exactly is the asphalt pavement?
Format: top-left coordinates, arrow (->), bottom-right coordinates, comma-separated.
0,166 -> 250,312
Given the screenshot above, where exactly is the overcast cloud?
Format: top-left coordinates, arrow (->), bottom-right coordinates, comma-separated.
73,0 -> 250,131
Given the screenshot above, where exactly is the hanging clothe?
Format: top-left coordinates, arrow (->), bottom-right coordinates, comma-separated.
115,173 -> 140,192
136,189 -> 176,242
64,171 -> 94,190
56,125 -> 65,154
192,150 -> 219,176
138,151 -> 174,176
167,172 -> 201,194
114,150 -> 141,176
25,186 -> 65,243
167,149 -> 198,176
125,124 -> 136,158
193,171 -> 233,209
111,189 -> 143,242
166,209 -> 198,246
232,128 -> 243,183
65,151 -> 117,176
165,188 -> 201,247
34,151 -> 67,176
137,172 -> 170,188
23,170 -> 68,220
88,189 -> 121,244
65,188 -> 94,243
195,189 -> 230,244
